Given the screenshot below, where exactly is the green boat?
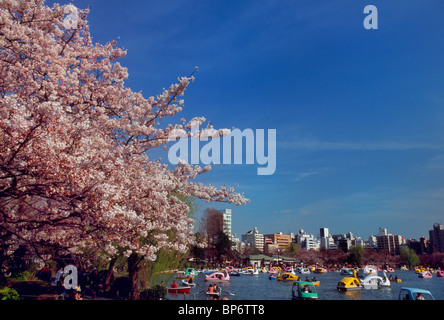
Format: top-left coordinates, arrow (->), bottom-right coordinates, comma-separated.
292,281 -> 318,300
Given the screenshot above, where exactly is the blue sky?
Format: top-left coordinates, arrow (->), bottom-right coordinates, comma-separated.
51,0 -> 444,239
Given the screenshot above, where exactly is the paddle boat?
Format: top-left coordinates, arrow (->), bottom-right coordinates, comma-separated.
168,286 -> 191,294
206,285 -> 222,299
415,266 -> 426,274
301,277 -> 320,286
269,272 -> 277,280
437,269 -> 444,277
399,287 -> 435,300
182,279 -> 196,287
168,281 -> 191,294
314,267 -> 326,274
418,270 -> 433,279
363,265 -> 378,274
277,271 -> 300,282
361,270 -> 390,289
337,277 -> 362,291
205,270 -> 230,283
337,269 -> 362,291
389,274 -> 402,283
299,268 -> 310,274
340,268 -> 354,275
292,281 -> 318,300
379,271 -> 391,287
185,268 -> 198,275
241,268 -> 259,275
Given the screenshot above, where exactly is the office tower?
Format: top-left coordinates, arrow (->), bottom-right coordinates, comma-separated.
320,227 -> 329,250
429,223 -> 444,253
221,209 -> 232,239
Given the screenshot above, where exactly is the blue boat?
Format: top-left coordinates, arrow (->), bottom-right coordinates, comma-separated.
399,287 -> 435,300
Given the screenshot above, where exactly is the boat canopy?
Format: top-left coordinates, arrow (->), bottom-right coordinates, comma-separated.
399,287 -> 435,300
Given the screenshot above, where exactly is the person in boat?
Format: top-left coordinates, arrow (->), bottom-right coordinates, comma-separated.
416,293 -> 425,300
208,284 -> 214,293
171,280 -> 178,288
312,277 -> 317,282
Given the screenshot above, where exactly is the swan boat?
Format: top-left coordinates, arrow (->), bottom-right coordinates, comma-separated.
205,271 -> 230,282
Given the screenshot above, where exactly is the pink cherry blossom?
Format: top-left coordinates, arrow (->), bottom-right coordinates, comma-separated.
0,0 -> 247,263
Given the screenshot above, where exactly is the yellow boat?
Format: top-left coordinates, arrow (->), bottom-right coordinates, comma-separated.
314,268 -> 326,274
337,269 -> 362,291
337,277 -> 362,291
277,272 -> 300,281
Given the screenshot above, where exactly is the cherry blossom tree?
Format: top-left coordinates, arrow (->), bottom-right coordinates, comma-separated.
0,0 -> 247,297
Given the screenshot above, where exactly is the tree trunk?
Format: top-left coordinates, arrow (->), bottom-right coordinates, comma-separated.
104,256 -> 117,291
128,253 -> 142,300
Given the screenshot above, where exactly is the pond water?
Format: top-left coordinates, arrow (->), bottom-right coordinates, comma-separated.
166,270 -> 444,300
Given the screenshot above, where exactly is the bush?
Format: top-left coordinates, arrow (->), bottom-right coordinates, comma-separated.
140,285 -> 167,300
9,271 -> 31,281
0,287 -> 20,300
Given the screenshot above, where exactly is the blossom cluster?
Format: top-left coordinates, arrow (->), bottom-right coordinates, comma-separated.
0,0 -> 247,261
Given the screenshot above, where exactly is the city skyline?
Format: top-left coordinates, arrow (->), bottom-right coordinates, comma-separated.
226,217 -> 441,242
48,0 -> 444,241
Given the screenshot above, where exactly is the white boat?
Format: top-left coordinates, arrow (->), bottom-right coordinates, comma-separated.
379,270 -> 391,287
241,268 -> 259,275
361,270 -> 390,288
363,265 -> 378,274
299,268 -> 310,274
418,270 -> 433,279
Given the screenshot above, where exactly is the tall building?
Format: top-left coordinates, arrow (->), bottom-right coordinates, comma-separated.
221,209 -> 232,239
320,227 -> 329,250
242,227 -> 264,252
295,229 -> 319,251
376,234 -> 403,255
429,223 -> 444,253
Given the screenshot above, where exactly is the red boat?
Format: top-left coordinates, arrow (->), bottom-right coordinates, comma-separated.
167,286 -> 191,294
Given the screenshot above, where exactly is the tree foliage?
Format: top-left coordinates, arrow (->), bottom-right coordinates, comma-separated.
0,0 -> 247,298
400,247 -> 419,268
0,0 -> 246,262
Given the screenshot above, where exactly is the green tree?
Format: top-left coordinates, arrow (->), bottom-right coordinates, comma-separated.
284,242 -> 300,258
347,245 -> 364,266
215,231 -> 231,263
400,247 -> 419,268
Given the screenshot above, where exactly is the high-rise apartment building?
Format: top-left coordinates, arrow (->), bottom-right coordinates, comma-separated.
221,209 -> 232,239
295,229 -> 319,251
242,227 -> 264,252
429,223 -> 444,253
376,234 -> 403,255
320,227 -> 329,250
